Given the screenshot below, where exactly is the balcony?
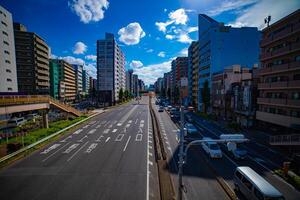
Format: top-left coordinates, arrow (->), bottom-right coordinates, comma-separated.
257,83 -> 270,89
289,80 -> 300,88
287,99 -> 300,107
260,45 -> 292,61
257,98 -> 269,104
258,61 -> 300,75
257,97 -> 300,108
256,111 -> 300,128
270,81 -> 288,88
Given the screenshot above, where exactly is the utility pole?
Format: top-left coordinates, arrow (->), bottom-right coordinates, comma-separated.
178,102 -> 185,200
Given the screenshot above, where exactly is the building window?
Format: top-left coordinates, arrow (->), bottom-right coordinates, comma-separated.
4,50 -> 9,55
3,41 -> 9,46
2,31 -> 8,36
1,21 -> 7,26
291,111 -> 300,118
6,69 -> 11,73
5,60 -> 11,64
7,87 -> 12,91
294,74 -> 300,80
292,92 -> 300,100
295,55 -> 300,62
7,78 -> 12,82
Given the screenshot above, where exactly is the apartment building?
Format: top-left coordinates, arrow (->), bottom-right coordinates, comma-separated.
126,69 -> 134,94
97,33 -> 125,105
14,23 -> 50,95
51,59 -> 76,102
73,64 -> 83,98
256,9 -> 300,131
188,41 -> 200,109
49,60 -> 59,99
198,14 -> 261,111
82,69 -> 90,96
175,57 -> 189,104
0,6 -> 18,93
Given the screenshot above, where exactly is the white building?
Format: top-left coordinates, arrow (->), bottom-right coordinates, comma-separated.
0,6 -> 18,93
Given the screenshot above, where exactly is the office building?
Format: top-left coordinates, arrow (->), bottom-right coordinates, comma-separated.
97,33 -> 126,105
126,69 -> 134,94
188,41 -> 200,109
256,9 -> 300,131
73,64 -> 83,98
14,23 -> 50,95
49,60 -> 59,99
197,14 -> 261,111
82,69 -> 90,95
51,59 -> 76,102
0,6 -> 18,93
133,74 -> 139,97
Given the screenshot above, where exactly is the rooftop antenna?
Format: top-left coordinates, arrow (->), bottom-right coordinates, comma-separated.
264,15 -> 271,27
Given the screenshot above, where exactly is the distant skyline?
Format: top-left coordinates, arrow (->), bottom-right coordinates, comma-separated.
1,0 -> 299,85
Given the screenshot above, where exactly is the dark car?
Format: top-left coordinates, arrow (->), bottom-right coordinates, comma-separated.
158,106 -> 164,112
184,123 -> 200,142
170,112 -> 180,121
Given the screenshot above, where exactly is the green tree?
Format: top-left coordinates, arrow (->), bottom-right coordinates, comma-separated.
124,90 -> 129,100
119,88 -> 124,102
201,80 -> 210,113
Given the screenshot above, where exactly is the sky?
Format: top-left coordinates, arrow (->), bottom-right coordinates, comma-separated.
1,0 -> 299,85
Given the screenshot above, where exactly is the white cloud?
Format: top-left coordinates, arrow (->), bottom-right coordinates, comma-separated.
177,33 -> 193,44
155,8 -> 189,33
208,0 -> 258,16
84,63 -> 97,79
158,51 -> 166,57
146,49 -> 154,53
85,54 -> 97,61
133,60 -> 172,85
73,41 -> 87,54
51,54 -> 57,59
187,26 -> 198,33
130,60 -> 143,69
69,0 -> 109,23
179,47 -> 188,56
228,0 -> 300,30
165,34 -> 175,40
164,8 -> 168,12
118,22 -> 145,45
59,56 -> 85,65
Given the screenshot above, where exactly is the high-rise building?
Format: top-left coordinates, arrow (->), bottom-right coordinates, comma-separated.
188,41 -> 200,109
256,9 -> 300,132
126,69 -> 134,94
14,23 -> 50,95
132,74 -> 139,97
0,6 -> 18,93
73,64 -> 83,98
97,33 -> 126,105
197,14 -> 261,111
82,69 -> 90,95
49,60 -> 59,99
51,59 -> 76,102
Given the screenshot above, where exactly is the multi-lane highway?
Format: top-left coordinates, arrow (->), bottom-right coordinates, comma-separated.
0,96 -> 160,200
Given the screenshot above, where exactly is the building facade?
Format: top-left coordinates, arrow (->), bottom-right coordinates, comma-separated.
256,9 -> 300,132
14,23 -> 50,95
126,69 -> 134,94
97,33 -> 125,105
132,74 -> 139,97
72,64 -> 83,99
82,69 -> 90,96
197,14 -> 261,111
0,6 -> 18,93
49,60 -> 59,99
51,59 -> 76,102
188,41 -> 200,109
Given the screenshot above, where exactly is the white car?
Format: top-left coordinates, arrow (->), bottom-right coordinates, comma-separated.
201,137 -> 222,158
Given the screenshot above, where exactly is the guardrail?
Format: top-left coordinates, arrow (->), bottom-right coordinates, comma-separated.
0,112 -> 101,165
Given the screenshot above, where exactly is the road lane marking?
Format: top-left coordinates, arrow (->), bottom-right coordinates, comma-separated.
123,136 -> 131,151
42,142 -> 71,162
96,135 -> 104,142
85,143 -> 98,153
135,119 -> 138,124
60,136 -> 72,143
128,120 -> 132,123
123,127 -> 127,133
135,134 -> 142,141
108,124 -> 113,128
125,124 -> 131,128
89,121 -> 96,125
96,124 -> 101,128
82,125 -> 90,129
140,123 -> 144,128
149,161 -> 153,166
73,129 -> 83,134
112,129 -> 118,133
41,144 -> 61,154
77,135 -> 88,142
117,123 -> 122,126
88,129 -> 97,134
105,137 -> 110,143
67,141 -> 89,161
103,129 -> 110,134
63,143 -> 80,154
115,134 -> 124,141
138,127 -> 143,133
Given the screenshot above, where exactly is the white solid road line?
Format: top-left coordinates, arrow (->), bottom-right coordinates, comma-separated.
67,141 -> 89,162
123,136 -> 131,151
105,137 -> 110,143
73,129 -> 83,134
88,129 -> 96,134
146,106 -> 150,200
115,134 -> 124,141
117,123 -> 122,126
112,129 -> 118,133
103,129 -> 110,134
77,135 -> 88,142
135,119 -> 138,124
42,142 -> 71,162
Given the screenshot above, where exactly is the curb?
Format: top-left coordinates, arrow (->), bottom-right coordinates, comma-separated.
0,111 -> 103,164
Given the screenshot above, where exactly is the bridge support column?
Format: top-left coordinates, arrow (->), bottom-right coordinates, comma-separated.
42,110 -> 49,129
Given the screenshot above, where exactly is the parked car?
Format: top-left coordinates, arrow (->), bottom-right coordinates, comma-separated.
170,112 -> 180,121
201,137 -> 222,158
185,114 -> 193,123
234,166 -> 285,200
158,106 -> 164,112
184,123 -> 200,142
7,117 -> 27,127
26,113 -> 40,120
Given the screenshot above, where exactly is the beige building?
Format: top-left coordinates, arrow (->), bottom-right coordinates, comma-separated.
51,59 -> 76,102
14,23 -> 50,95
256,9 -> 300,131
0,6 -> 18,93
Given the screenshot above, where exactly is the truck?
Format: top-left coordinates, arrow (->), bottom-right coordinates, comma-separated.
219,134 -> 248,160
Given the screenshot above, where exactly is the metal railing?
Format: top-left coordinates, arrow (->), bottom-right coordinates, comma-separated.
270,134 -> 300,146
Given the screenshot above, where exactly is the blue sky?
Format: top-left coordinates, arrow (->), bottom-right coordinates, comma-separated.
1,0 -> 299,85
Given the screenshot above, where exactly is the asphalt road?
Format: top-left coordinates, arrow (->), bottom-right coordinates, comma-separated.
152,99 -> 230,200
0,96 -> 159,200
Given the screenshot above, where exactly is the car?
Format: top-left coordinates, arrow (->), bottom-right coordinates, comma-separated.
7,117 -> 27,128
26,113 -> 40,120
184,123 -> 198,134
158,106 -> 164,112
165,105 -> 172,111
201,137 -> 222,158
170,112 -> 180,121
184,123 -> 200,142
185,114 -> 193,123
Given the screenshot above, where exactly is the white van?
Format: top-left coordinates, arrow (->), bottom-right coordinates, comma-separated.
234,166 -> 285,200
7,117 -> 26,127
201,137 -> 222,158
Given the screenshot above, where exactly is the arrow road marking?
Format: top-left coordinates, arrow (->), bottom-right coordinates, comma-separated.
73,129 -> 83,135
135,134 -> 142,141
85,143 -> 98,153
115,134 -> 124,141
96,135 -> 104,142
112,129 -> 118,133
103,129 -> 110,134
67,141 -> 89,161
105,137 -> 110,143
77,135 -> 88,142
88,129 -> 96,134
